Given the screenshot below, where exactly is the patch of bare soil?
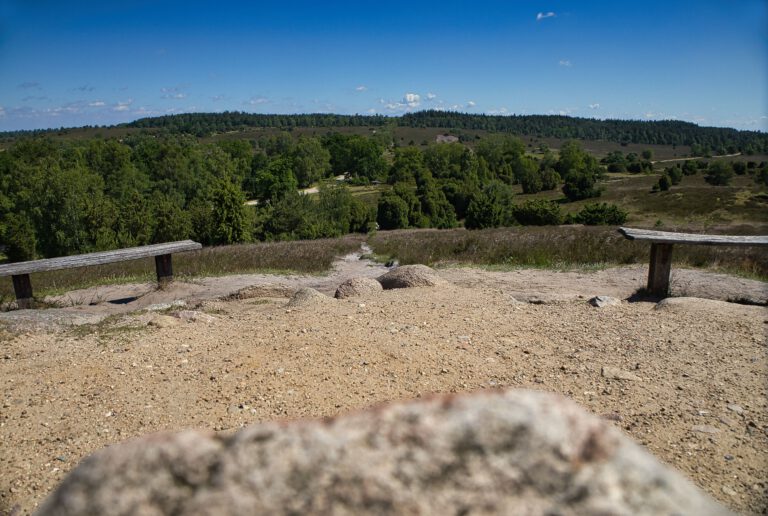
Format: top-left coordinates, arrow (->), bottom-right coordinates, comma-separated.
0,256 -> 766,514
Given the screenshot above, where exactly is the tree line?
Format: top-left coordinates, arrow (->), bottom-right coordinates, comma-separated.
4,131 -> 764,263
3,110 -> 766,154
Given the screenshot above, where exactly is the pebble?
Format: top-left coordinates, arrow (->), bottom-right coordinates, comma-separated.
724,454 -> 734,461
691,425 -> 720,434
721,485 -> 737,497
727,404 -> 744,415
601,366 -> 641,382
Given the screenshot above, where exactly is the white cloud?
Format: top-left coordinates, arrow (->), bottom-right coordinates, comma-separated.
88,101 -> 106,107
426,92 -> 437,100
589,103 -> 600,110
0,106 -> 6,118
467,100 -> 476,108
367,108 -> 376,114
113,99 -> 133,112
355,85 -> 367,92
247,96 -> 270,105
211,95 -> 225,102
536,11 -> 556,21
404,93 -> 420,107
559,59 -> 572,67
489,107 -> 509,115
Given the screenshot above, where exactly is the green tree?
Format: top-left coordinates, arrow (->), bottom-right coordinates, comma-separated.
4,213 -> 37,262
151,193 -> 191,243
377,191 -> 410,230
464,182 -> 515,229
211,180 -> 250,244
704,161 -> 734,186
292,137 -> 331,188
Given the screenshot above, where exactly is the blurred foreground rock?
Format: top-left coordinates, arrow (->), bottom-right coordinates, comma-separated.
36,389 -> 728,516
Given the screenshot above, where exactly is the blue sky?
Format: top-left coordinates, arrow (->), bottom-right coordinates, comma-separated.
1,0 -> 766,131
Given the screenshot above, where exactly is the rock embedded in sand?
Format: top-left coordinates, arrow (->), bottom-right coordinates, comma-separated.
37,389 -> 727,516
377,264 -> 446,289
286,288 -> 333,308
602,366 -> 642,381
334,277 -> 383,299
588,295 -> 621,307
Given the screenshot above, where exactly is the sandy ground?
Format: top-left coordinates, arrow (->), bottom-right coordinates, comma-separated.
0,251 -> 766,514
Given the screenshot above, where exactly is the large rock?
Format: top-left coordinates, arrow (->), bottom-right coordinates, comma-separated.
286,287 -> 333,308
654,296 -> 764,316
334,277 -> 383,299
37,390 -> 727,516
377,264 -> 446,289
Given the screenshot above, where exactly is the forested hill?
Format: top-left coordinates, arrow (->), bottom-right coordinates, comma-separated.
123,110 -> 768,153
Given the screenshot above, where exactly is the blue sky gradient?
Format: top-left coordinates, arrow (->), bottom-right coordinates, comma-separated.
1,0 -> 766,131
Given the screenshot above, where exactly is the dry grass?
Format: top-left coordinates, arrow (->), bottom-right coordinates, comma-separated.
368,226 -> 768,279
0,235 -> 364,300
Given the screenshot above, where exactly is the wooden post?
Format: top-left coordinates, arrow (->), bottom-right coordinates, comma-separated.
155,254 -> 173,286
12,274 -> 34,309
647,243 -> 674,297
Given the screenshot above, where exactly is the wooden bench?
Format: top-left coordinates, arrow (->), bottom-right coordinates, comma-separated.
0,240 -> 202,308
618,227 -> 768,297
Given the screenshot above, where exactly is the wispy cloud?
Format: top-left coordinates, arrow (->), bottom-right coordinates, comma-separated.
113,99 -> 133,112
355,85 -> 368,92
466,100 -> 476,108
246,96 -> 270,105
89,101 -> 106,107
161,86 -> 188,100
589,103 -> 600,109
536,11 -> 556,21
76,85 -> 95,92
211,94 -> 226,102
559,59 -> 572,67
489,107 -> 509,115
0,106 -> 6,118
18,81 -> 41,90
426,92 -> 437,100
21,95 -> 47,102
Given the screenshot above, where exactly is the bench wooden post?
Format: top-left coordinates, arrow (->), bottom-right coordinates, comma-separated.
12,274 -> 34,309
155,254 -> 173,285
647,243 -> 673,296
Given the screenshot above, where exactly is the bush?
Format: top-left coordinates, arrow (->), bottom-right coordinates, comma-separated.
704,161 -> 734,186
657,174 -> 671,191
512,199 -> 563,226
562,172 -> 601,201
573,203 -> 628,225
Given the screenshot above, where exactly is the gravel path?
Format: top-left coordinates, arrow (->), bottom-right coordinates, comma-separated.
0,252 -> 766,514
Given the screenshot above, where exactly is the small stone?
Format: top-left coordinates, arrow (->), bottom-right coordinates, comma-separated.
721,486 -> 737,497
718,417 -> 734,427
691,425 -> 721,434
147,315 -> 180,329
588,296 -> 620,308
726,404 -> 744,415
601,366 -> 641,382
175,311 -> 217,324
724,454 -> 734,461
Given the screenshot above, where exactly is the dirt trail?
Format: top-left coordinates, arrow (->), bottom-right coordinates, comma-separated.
0,247 -> 766,514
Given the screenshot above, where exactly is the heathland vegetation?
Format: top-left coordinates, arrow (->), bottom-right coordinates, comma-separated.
1,112 -> 767,269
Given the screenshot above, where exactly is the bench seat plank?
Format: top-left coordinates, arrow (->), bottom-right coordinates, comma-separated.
619,227 -> 768,246
0,240 -> 201,277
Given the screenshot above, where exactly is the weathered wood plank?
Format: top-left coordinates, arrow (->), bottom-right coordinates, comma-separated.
0,241 -> 201,277
619,227 -> 768,246
647,243 -> 674,296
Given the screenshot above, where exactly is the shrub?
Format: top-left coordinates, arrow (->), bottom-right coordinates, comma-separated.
704,161 -> 734,186
573,203 -> 628,225
657,174 -> 671,191
512,199 -> 563,226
